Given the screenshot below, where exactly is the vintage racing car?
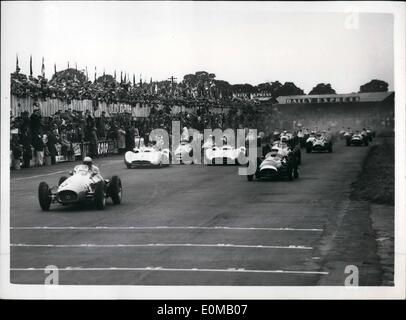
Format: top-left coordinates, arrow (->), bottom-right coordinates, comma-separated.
346,131 -> 369,146
38,164 -> 122,211
247,144 -> 299,181
305,132 -> 333,153
124,145 -> 170,168
174,140 -> 194,164
205,144 -> 246,165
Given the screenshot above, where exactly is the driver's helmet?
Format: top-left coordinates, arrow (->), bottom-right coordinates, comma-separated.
83,156 -> 92,167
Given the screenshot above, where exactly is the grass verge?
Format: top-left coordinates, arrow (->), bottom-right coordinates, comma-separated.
350,138 -> 394,205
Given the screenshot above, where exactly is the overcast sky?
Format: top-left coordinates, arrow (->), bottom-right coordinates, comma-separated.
2,1 -> 394,93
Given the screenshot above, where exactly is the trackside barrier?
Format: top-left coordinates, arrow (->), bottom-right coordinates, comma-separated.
10,140 -> 119,169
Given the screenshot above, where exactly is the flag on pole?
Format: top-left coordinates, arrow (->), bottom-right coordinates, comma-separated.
30,55 -> 33,76
120,71 -> 123,84
54,63 -> 57,75
133,74 -> 135,86
114,70 -> 117,81
94,66 -> 97,82
41,57 -> 45,77
16,54 -> 20,72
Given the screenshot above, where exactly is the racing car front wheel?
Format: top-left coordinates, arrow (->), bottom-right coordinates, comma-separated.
94,182 -> 106,210
109,176 -> 122,205
38,182 -> 51,211
247,174 -> 254,181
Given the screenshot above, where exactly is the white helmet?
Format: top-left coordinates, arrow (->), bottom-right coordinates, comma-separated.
83,156 -> 92,166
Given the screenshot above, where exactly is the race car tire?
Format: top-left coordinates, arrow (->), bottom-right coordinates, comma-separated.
109,176 -> 122,205
306,146 -> 312,153
94,182 -> 106,210
247,174 -> 254,181
297,152 -> 301,165
346,140 -> 350,146
126,163 -> 131,169
38,182 -> 51,211
294,167 -> 299,179
58,176 -> 68,186
287,166 -> 294,181
327,144 -> 333,153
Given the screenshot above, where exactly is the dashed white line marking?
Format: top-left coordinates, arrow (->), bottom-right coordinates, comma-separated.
10,266 -> 328,275
11,226 -> 323,232
11,243 -> 313,250
12,170 -> 66,181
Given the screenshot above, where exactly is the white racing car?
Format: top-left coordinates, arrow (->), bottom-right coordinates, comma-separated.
38,164 -> 122,211
205,145 -> 246,165
174,141 -> 194,164
124,145 -> 170,168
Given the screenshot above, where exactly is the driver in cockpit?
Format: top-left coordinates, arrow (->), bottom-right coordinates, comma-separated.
73,156 -> 103,183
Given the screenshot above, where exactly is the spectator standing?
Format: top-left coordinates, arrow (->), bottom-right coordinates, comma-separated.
97,111 -> 107,140
32,133 -> 45,166
47,128 -> 58,165
30,107 -> 42,135
117,126 -> 126,154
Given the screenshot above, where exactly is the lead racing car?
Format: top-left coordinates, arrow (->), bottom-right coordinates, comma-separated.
38,158 -> 122,211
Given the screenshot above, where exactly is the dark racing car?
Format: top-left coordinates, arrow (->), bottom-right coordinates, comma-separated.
246,143 -> 299,181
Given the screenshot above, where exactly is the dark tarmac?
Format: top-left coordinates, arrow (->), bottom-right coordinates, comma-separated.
9,142 -> 384,285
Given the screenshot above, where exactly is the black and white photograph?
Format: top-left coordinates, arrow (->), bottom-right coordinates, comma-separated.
1,1 -> 405,299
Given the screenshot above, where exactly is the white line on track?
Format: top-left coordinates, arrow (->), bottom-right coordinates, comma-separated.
12,170 -> 66,181
10,266 -> 328,275
10,226 -> 323,232
11,243 -> 313,250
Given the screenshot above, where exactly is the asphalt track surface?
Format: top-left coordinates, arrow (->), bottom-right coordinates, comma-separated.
10,141 -> 382,285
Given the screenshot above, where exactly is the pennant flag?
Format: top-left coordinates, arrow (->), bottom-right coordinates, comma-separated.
16,54 -> 20,73
41,57 -> 45,77
30,55 -> 33,76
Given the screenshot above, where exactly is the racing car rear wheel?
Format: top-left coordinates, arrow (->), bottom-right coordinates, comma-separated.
109,176 -> 122,205
58,176 -> 68,186
327,144 -> 333,153
287,166 -> 294,181
38,182 -> 51,211
294,167 -> 299,179
247,174 -> 254,181
94,182 -> 106,210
